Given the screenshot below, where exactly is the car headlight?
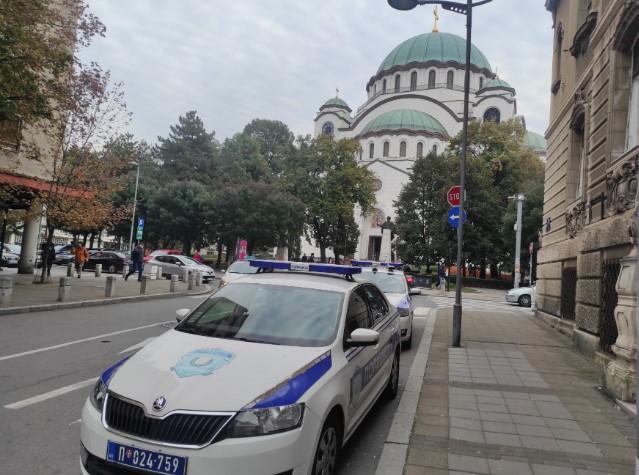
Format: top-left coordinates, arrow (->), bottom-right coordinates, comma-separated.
226,403 -> 304,438
90,379 -> 107,412
397,306 -> 410,317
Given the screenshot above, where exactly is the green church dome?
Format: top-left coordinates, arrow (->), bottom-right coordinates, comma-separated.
360,109 -> 448,137
320,97 -> 351,112
523,130 -> 546,152
377,32 -> 492,75
482,78 -> 515,91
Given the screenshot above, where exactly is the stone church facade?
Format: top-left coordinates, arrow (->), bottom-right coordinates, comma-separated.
537,0 -> 639,401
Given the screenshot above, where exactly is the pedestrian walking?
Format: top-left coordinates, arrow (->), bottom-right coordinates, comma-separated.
125,243 -> 145,281
309,253 -> 315,263
74,243 -> 89,278
41,242 -> 55,277
301,253 -> 308,262
438,261 -> 446,290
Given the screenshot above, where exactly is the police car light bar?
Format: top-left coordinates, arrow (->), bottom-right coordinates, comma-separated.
249,259 -> 362,276
351,260 -> 404,269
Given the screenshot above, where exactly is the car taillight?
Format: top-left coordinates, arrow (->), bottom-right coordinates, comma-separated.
406,276 -> 414,284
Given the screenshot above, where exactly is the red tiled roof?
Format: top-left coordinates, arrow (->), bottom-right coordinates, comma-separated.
0,171 -> 89,198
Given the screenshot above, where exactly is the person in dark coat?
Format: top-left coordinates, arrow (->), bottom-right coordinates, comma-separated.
41,242 -> 55,277
125,243 -> 145,281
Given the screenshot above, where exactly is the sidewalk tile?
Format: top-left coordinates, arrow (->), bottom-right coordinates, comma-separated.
488,458 -> 533,475
531,464 -> 576,475
448,455 -> 489,474
520,435 -> 561,451
451,417 -> 482,431
450,427 -> 485,443
484,432 -> 522,447
482,421 -> 516,434
556,440 -> 602,457
550,428 -> 592,442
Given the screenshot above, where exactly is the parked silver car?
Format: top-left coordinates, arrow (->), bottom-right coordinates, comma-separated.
505,285 -> 534,307
147,254 -> 215,282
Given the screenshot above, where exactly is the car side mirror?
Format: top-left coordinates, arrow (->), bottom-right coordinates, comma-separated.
409,288 -> 421,296
346,328 -> 379,347
175,308 -> 190,322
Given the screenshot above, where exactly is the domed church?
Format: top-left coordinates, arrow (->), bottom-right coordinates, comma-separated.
312,26 -> 546,261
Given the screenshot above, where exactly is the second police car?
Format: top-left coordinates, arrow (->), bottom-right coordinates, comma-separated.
80,260 -> 401,475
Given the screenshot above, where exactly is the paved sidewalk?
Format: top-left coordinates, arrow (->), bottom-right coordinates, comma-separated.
405,309 -> 636,475
419,287 -> 508,303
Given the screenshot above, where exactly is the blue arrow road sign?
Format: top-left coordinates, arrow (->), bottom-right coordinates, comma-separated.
137,217 -> 145,228
448,207 -> 468,229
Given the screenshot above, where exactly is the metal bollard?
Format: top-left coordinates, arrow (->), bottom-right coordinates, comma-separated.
195,272 -> 202,287
95,263 -> 102,278
187,271 -> 195,291
58,277 -> 72,302
105,276 -> 116,297
0,277 -> 15,305
122,264 -> 129,278
170,274 -> 179,292
181,267 -> 189,282
140,275 -> 151,295
67,263 -> 74,277
157,266 -> 162,279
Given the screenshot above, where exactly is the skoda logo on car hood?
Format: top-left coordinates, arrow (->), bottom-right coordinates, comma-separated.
152,396 -> 167,412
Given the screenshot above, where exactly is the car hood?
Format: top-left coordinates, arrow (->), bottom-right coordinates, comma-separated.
507,287 -> 531,296
385,292 -> 410,309
185,263 -> 213,272
107,329 -> 331,414
222,272 -> 253,284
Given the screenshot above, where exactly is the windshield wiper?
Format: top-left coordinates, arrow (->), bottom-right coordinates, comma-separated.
233,337 -> 281,345
177,325 -> 210,336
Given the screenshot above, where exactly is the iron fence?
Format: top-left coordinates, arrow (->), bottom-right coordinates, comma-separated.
599,259 -> 620,353
560,267 -> 577,320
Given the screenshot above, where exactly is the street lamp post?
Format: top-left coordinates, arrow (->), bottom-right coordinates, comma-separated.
127,160 -> 141,253
509,193 -> 526,288
387,0 -> 492,347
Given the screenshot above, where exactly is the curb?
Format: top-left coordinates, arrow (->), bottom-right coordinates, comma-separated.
0,286 -> 214,316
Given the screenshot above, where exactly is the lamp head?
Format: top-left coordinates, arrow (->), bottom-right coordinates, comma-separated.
388,0 -> 418,10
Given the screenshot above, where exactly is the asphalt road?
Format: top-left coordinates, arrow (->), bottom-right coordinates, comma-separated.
0,293 -> 435,474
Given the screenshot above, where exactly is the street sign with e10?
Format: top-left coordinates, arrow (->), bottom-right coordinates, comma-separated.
136,230 -> 143,240
447,186 -> 461,207
448,207 -> 468,229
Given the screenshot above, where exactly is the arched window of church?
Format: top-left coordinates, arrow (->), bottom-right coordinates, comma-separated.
399,141 -> 407,157
479,77 -> 484,89
432,144 -> 438,155
410,71 -> 417,91
428,70 -> 436,89
483,108 -> 501,123
369,142 -> 375,159
447,70 -> 454,89
382,79 -> 387,93
321,121 -> 334,136
417,142 -> 424,158
394,75 -> 401,93
383,141 -> 390,157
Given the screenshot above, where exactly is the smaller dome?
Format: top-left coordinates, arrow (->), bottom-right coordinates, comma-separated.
320,97 -> 351,112
360,109 -> 447,137
523,130 -> 546,152
481,78 -> 515,92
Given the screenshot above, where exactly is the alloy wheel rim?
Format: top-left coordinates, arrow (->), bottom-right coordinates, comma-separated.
315,426 -> 337,475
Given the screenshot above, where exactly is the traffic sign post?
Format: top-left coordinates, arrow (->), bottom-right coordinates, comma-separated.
447,206 -> 468,229
136,216 -> 145,242
447,186 -> 461,207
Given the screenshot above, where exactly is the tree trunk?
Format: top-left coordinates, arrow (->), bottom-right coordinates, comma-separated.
319,245 -> 326,263
216,241 -> 223,269
89,233 -> 95,249
480,258 -> 487,279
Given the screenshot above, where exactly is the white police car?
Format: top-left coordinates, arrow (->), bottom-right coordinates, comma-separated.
352,261 -> 418,349
80,260 -> 401,475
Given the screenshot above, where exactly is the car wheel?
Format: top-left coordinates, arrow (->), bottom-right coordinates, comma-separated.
518,294 -> 531,307
402,328 -> 413,350
108,264 -> 116,273
313,414 -> 342,475
384,351 -> 400,400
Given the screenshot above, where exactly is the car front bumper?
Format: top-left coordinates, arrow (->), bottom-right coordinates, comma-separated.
399,313 -> 412,341
80,399 -> 318,475
505,294 -> 519,303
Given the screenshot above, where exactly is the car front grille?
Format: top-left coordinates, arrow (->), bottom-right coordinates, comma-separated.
104,394 -> 232,447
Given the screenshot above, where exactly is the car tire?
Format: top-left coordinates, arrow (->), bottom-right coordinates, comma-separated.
402,328 -> 413,350
384,350 -> 400,400
108,265 -> 116,273
313,414 -> 342,475
518,294 -> 531,307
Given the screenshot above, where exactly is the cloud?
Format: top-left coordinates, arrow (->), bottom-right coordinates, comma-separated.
82,0 -> 553,142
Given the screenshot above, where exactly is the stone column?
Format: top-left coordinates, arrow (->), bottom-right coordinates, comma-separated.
67,263 -> 73,277
0,277 -> 14,305
170,274 -> 178,292
58,277 -> 71,302
140,275 -> 150,295
607,245 -> 637,402
187,271 -> 195,291
18,213 -> 40,274
105,276 -> 116,297
379,228 -> 392,262
95,264 -> 102,278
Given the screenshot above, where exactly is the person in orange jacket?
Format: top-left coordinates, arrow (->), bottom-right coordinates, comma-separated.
73,243 -> 89,278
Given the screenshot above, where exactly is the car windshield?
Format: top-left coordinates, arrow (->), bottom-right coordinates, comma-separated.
179,256 -> 200,265
228,261 -> 258,274
355,270 -> 407,294
176,283 -> 343,347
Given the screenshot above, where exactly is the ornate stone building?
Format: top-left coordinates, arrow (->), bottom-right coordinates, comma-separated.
537,0 -> 639,401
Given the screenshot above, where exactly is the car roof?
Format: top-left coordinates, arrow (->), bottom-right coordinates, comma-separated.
230,271 -> 359,294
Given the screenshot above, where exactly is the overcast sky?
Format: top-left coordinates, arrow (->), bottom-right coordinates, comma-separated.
82,1 -> 553,144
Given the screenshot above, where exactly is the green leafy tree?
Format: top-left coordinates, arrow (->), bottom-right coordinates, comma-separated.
243,119 -> 295,173
286,136 -> 375,262
219,133 -> 270,182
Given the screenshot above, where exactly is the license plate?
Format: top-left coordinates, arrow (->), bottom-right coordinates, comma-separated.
106,441 -> 187,475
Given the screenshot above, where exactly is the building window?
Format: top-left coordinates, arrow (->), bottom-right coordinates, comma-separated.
432,144 -> 438,155
394,75 -> 401,93
446,70 -> 454,89
479,77 -> 484,89
428,70 -> 436,89
321,121 -> 334,136
552,23 -> 564,94
410,71 -> 417,91
570,112 -> 586,199
383,141 -> 390,158
399,141 -> 407,157
483,107 -> 501,123
382,79 -> 387,93
627,38 -> 639,150
416,142 -> 424,158
369,142 -> 374,159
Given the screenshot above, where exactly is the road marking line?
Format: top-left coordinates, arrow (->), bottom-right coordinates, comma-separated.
118,337 -> 156,354
68,418 -> 82,426
5,378 -> 96,410
0,321 -> 172,362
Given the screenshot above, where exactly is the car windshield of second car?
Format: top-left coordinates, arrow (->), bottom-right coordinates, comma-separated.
228,260 -> 258,274
356,271 -> 407,294
176,283 -> 343,347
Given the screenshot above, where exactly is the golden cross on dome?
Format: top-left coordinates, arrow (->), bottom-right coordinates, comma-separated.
336,87 -> 340,98
433,5 -> 440,33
